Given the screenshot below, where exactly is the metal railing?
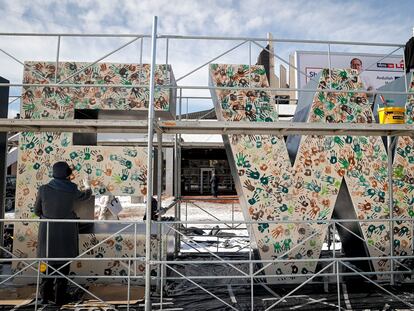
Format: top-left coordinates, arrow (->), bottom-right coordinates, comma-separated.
1,217 -> 413,310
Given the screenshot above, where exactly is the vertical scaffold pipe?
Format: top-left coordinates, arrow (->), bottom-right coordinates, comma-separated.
156,131 -> 163,293
387,136 -> 394,285
145,15 -> 158,311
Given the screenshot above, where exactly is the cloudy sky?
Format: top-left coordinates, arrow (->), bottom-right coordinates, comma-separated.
1,0 -> 413,117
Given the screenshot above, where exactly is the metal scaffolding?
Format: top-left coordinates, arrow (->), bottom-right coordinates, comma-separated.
0,16 -> 413,311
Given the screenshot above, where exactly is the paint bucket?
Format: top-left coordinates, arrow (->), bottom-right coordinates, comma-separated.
378,107 -> 405,124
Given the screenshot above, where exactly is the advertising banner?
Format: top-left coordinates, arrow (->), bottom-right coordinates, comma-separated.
295,51 -> 405,91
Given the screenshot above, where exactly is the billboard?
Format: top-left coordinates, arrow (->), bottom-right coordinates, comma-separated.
294,51 -> 405,92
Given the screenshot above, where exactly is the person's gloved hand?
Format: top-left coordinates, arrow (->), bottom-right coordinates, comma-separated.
82,177 -> 91,189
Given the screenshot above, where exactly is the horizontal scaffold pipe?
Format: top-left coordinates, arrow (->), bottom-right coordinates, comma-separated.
0,119 -> 150,133
1,255 -> 412,263
1,83 -> 412,96
0,217 -> 412,224
1,271 -> 410,280
0,32 -> 402,47
0,33 -> 151,38
159,120 -> 414,137
1,119 -> 414,136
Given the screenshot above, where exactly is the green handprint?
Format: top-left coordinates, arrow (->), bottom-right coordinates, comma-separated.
270,136 -> 278,145
330,153 -> 337,164
273,242 -> 282,253
393,165 -> 404,179
69,151 -> 78,159
84,163 -> 92,175
23,102 -> 35,111
318,92 -> 325,102
226,66 -> 234,78
61,136 -> 70,147
25,137 -> 39,149
333,136 -> 344,147
83,147 -> 91,160
246,169 -> 260,180
407,184 -> 414,193
338,158 -> 350,169
120,169 -> 129,181
322,175 -> 335,185
279,204 -> 288,212
248,192 -> 260,205
374,206 -> 382,213
118,157 -> 132,169
367,188 -> 376,197
124,148 -> 138,157
279,185 -> 289,193
113,174 -> 123,184
46,133 -> 54,143
258,223 -> 269,233
283,238 -> 292,251
236,152 -> 247,167
339,70 -> 348,79
359,137 -> 368,145
131,173 -> 140,181
45,146 -> 53,154
346,115 -> 354,121
396,147 -> 406,157
320,185 -> 329,195
319,209 -> 329,219
326,101 -> 335,110
75,163 -> 82,172
260,174 -> 269,185
121,186 -> 135,194
314,107 -> 324,118
367,225 -> 376,237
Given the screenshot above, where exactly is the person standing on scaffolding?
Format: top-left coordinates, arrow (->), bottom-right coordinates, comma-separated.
34,161 -> 92,305
210,172 -> 219,198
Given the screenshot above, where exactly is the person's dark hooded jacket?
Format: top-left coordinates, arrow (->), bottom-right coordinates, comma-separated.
34,162 -> 92,261
404,37 -> 414,73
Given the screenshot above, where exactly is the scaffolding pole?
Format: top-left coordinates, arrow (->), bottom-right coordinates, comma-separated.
156,131 -> 163,293
145,15 -> 158,311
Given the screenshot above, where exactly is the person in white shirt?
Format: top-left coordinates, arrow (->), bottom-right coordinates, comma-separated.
350,58 -> 374,92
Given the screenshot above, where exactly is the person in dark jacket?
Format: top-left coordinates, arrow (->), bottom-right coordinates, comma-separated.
404,36 -> 414,73
34,161 -> 92,305
210,173 -> 219,197
143,197 -> 159,221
